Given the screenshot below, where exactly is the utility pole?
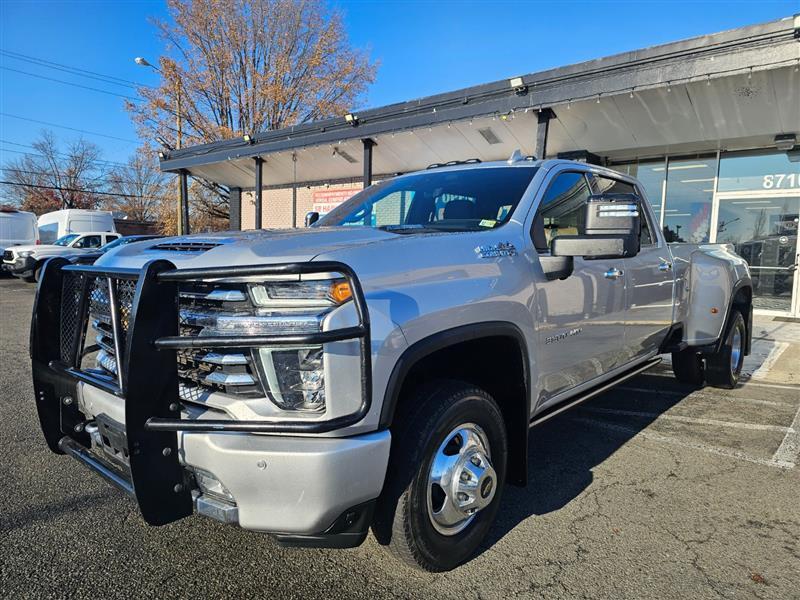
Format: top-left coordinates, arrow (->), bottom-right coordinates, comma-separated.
135,56 -> 186,234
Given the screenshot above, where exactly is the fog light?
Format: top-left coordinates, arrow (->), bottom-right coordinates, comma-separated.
193,468 -> 234,502
257,346 -> 325,412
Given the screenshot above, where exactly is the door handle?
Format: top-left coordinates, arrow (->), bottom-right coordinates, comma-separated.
658,261 -> 672,272
604,268 -> 624,280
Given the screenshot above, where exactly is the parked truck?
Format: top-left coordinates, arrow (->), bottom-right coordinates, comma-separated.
30,156 -> 752,571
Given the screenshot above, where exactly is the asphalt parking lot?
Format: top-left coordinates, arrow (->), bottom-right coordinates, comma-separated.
1,276 -> 798,599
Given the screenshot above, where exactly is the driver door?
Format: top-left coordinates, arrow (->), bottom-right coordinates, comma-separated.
530,170 -> 627,407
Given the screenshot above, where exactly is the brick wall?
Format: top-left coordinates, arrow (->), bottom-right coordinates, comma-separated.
241,181 -> 366,230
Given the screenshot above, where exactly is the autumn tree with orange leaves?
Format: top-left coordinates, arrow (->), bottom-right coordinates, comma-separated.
127,0 -> 377,221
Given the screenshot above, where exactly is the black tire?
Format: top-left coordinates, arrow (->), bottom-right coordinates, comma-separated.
704,309 -> 746,389
671,348 -> 705,386
372,380 -> 508,572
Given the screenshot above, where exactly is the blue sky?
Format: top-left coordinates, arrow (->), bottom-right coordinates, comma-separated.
1,0 -> 796,166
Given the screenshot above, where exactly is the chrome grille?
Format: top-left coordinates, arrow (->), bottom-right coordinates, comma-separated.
59,270 -> 264,402
2,250 -> 12,261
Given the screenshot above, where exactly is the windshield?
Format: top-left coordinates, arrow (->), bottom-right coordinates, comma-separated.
53,234 -> 79,246
318,166 -> 538,232
99,236 -> 157,252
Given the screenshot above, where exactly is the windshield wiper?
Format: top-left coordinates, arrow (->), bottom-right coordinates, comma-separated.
378,224 -> 440,234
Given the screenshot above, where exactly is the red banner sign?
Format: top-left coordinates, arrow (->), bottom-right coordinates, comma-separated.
312,188 -> 360,214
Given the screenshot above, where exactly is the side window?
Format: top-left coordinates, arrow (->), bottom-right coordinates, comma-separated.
74,235 -> 101,249
105,234 -> 120,243
39,223 -> 58,244
532,171 -> 591,251
591,175 -> 655,247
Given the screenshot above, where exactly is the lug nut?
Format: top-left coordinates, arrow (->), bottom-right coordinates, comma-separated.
460,471 -> 470,482
62,396 -> 73,406
162,447 -> 172,457
73,423 -> 84,433
174,483 -> 184,493
169,403 -> 180,412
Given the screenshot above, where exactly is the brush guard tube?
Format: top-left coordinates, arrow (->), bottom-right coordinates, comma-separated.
30,257 -> 372,526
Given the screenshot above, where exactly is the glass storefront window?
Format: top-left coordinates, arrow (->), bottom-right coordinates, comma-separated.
662,156 -> 717,243
612,160 -> 665,221
718,150 -> 800,192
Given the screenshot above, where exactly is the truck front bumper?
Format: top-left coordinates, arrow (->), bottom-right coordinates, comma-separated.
3,255 -> 35,275
30,257 -> 381,547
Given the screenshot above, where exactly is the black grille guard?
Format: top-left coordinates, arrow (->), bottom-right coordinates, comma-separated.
30,257 -> 372,525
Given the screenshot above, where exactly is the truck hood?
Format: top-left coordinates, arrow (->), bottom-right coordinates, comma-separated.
7,244 -> 81,256
95,227 -> 399,270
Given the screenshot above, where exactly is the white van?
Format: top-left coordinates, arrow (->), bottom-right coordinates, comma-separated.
37,209 -> 116,244
0,208 -> 39,253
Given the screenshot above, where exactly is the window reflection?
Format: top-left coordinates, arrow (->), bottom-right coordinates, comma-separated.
662,156 -> 717,243
611,160 -> 665,222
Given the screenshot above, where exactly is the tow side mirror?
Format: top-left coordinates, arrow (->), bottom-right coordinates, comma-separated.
586,193 -> 641,248
305,211 -> 320,227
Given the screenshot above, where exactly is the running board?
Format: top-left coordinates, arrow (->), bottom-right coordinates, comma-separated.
530,357 -> 662,427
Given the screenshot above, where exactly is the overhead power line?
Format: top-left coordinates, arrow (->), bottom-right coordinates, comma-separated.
1,66 -> 143,101
0,140 -> 129,167
0,180 -> 173,200
2,167 -> 170,189
0,112 -> 139,144
0,49 -> 149,89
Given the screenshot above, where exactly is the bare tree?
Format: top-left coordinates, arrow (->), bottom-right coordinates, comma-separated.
105,145 -> 171,222
127,0 -> 377,220
1,131 -> 106,214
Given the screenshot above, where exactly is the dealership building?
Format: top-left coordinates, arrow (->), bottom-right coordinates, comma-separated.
161,15 -> 800,316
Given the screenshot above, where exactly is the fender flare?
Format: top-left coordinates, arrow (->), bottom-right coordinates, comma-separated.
378,321 -> 531,486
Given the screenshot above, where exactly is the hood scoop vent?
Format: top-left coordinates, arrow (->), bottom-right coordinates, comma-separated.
150,240 -> 223,253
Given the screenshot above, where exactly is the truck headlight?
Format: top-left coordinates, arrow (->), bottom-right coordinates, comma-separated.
17,250 -> 33,258
249,279 -> 351,307
256,346 -> 325,412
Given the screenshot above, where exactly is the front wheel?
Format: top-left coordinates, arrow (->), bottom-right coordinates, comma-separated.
704,309 -> 746,389
372,380 -> 507,572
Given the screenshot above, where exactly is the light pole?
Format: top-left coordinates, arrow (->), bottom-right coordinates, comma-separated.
135,56 -> 185,234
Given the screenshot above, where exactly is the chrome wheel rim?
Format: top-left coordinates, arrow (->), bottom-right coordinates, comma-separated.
730,326 -> 742,373
426,423 -> 496,536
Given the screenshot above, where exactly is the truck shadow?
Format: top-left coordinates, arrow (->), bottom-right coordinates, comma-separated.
479,371 -> 695,554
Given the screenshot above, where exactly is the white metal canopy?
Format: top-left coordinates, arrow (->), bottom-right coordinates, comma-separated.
161,16 -> 800,189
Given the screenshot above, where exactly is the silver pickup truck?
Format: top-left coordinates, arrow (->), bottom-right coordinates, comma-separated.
30,156 -> 752,571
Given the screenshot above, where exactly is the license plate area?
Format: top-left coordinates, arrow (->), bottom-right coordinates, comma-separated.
93,414 -> 131,471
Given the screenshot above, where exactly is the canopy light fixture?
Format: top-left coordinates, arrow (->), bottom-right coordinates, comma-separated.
243,134 -> 254,144
509,76 -> 528,95
478,127 -> 502,145
344,113 -> 358,126
774,134 -> 796,151
333,147 -> 357,163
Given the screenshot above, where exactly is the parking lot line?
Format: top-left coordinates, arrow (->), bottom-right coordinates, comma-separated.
572,417 -> 794,469
749,341 -> 789,380
617,386 -> 790,408
582,406 -> 794,433
772,403 -> 800,468
645,371 -> 800,391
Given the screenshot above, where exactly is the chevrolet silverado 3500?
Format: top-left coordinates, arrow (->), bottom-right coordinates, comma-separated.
30,156 -> 752,571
